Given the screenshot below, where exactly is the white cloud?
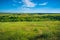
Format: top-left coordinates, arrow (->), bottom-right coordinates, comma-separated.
39,2 -> 48,6
22,0 -> 36,7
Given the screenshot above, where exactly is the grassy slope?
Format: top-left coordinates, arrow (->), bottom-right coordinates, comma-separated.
0,21 -> 60,40
0,13 -> 60,40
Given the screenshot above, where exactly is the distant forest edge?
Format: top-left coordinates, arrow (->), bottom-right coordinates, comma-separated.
0,13 -> 60,22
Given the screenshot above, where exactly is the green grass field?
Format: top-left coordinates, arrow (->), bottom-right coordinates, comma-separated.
0,13 -> 60,40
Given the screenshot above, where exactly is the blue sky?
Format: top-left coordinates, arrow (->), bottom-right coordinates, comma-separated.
0,0 -> 60,13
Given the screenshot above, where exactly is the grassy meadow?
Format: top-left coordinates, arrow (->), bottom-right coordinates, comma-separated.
0,13 -> 60,40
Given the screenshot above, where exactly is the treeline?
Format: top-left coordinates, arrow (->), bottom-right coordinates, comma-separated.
0,14 -> 60,22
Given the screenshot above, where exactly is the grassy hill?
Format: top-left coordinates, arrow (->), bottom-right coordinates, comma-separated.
0,13 -> 60,40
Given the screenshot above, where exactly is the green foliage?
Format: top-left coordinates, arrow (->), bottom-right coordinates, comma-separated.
0,13 -> 60,22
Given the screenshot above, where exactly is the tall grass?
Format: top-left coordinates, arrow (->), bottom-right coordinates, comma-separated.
0,21 -> 60,40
